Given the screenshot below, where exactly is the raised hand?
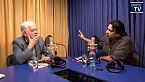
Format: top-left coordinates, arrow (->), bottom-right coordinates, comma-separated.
78,30 -> 85,39
78,30 -> 92,44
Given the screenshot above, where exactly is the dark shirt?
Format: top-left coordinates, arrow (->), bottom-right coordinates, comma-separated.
99,36 -> 134,65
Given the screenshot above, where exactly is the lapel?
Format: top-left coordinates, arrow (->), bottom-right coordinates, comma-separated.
34,42 -> 41,59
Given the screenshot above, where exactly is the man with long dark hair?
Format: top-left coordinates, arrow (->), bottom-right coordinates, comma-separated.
79,20 -> 134,65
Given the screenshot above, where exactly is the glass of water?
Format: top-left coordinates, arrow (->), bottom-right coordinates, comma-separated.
32,59 -> 38,71
29,57 -> 38,71
82,55 -> 87,68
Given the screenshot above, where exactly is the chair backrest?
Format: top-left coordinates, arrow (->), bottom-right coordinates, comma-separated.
133,53 -> 140,67
7,54 -> 14,66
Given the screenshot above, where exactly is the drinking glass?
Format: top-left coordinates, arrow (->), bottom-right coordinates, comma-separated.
82,55 -> 87,68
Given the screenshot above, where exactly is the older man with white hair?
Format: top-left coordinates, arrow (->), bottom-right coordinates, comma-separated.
12,21 -> 52,65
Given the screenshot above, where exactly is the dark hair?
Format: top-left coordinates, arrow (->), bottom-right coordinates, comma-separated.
109,20 -> 127,37
45,35 -> 52,46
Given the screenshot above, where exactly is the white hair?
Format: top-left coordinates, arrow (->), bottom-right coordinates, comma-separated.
21,21 -> 36,33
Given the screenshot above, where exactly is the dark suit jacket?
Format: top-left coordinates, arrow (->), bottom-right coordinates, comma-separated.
12,36 -> 52,65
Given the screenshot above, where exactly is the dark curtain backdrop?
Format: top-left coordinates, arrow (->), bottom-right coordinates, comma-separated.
68,0 -> 145,67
